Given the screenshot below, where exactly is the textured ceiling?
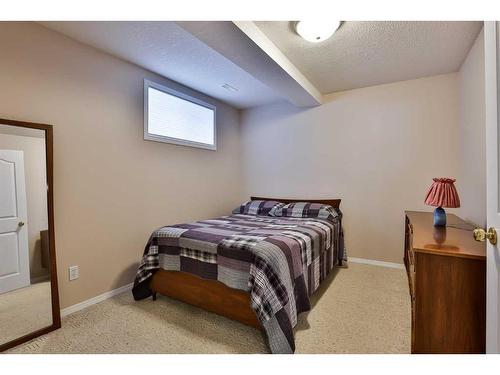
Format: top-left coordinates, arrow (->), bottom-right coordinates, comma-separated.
255,21 -> 483,94
39,21 -> 484,108
178,21 -> 321,107
40,21 -> 281,109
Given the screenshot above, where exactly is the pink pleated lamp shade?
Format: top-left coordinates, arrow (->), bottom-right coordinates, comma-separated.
424,178 -> 460,208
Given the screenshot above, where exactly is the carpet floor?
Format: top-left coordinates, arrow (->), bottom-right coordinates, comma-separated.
0,281 -> 52,346
6,262 -> 410,354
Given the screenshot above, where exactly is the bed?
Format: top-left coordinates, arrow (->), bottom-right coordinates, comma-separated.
132,197 -> 345,353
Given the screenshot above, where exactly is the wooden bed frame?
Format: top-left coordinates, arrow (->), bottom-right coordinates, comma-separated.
149,197 -> 341,329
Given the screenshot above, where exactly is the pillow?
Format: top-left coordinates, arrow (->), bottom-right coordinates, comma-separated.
271,202 -> 340,221
232,200 -> 285,216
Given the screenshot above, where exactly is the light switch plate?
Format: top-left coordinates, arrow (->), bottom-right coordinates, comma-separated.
69,265 -> 79,281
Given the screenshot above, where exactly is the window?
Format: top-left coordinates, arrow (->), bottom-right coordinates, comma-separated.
144,80 -> 216,150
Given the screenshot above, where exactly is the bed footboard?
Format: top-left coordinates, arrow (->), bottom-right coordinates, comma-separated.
150,269 -> 261,329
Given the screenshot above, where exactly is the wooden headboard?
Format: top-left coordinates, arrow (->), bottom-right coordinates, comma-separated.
250,196 -> 341,209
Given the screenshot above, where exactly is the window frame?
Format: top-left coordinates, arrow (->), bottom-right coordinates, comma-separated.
143,79 -> 217,151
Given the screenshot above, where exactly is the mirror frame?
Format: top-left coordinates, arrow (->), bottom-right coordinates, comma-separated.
0,118 -> 61,352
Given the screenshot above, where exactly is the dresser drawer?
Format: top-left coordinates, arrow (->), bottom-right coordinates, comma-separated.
410,293 -> 416,350
407,261 -> 415,298
404,216 -> 415,297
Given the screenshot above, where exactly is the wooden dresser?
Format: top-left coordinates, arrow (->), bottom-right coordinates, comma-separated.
404,211 -> 486,353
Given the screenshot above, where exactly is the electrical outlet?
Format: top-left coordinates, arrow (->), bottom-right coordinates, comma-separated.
69,265 -> 79,281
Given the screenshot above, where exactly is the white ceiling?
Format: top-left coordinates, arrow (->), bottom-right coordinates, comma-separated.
255,21 -> 483,94
178,21 -> 321,107
40,21 -> 483,109
40,21 -> 281,109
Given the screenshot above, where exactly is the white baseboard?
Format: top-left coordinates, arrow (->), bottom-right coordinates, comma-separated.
59,259 -> 402,317
348,257 -> 405,270
61,282 -> 134,317
58,258 -> 402,317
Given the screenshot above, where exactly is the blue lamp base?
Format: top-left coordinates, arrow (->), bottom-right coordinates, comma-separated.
433,206 -> 446,227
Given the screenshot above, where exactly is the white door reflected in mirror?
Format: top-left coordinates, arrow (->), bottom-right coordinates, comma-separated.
0,123 -> 53,348
0,150 -> 30,294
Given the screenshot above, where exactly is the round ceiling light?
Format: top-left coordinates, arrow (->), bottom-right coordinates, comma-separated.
295,21 -> 341,43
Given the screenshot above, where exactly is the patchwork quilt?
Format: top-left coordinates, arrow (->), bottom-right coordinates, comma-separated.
132,213 -> 344,353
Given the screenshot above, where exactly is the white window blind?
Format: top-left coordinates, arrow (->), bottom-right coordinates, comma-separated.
144,80 -> 216,150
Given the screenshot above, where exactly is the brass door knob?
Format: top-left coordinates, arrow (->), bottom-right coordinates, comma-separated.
18,221 -> 25,227
473,227 -> 497,245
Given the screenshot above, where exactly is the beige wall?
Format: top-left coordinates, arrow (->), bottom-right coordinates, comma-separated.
0,22 -> 244,308
457,28 -> 486,227
0,131 -> 49,280
0,21 -> 482,306
240,74 -> 460,264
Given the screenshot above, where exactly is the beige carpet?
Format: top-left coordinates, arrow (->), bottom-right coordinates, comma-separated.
0,281 -> 52,346
6,263 -> 410,354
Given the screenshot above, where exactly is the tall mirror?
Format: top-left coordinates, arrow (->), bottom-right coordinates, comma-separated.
0,118 -> 60,351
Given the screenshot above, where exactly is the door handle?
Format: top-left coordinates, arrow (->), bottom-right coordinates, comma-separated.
18,221 -> 25,227
473,227 -> 497,245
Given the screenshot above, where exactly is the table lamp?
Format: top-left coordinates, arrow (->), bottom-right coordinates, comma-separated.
424,177 -> 460,227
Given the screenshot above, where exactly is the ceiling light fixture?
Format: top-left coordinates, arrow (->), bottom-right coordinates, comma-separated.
295,21 -> 341,43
